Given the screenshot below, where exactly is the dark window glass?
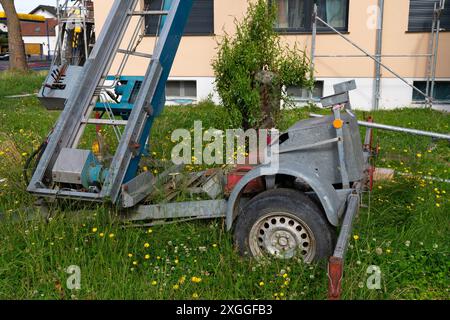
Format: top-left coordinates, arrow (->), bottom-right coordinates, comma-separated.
166,81 -> 197,98
408,0 -> 450,32
144,0 -> 214,36
274,0 -> 349,33
412,81 -> 450,102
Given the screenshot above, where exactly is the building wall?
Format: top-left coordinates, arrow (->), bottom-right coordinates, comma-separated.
22,35 -> 57,56
93,0 -> 450,110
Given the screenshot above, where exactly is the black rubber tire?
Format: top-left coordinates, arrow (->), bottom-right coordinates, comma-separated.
234,188 -> 336,262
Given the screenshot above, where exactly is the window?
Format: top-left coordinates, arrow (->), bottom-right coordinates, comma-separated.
144,0 -> 214,36
412,81 -> 450,103
274,0 -> 349,33
166,81 -> 197,98
286,81 -> 324,101
408,0 -> 450,32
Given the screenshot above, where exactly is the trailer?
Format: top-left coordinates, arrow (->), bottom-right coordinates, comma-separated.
25,0 -> 450,300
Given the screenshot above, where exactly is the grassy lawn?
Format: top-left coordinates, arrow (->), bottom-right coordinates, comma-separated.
0,71 -> 448,300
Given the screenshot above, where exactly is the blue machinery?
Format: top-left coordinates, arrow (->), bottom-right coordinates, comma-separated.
30,0 -> 195,203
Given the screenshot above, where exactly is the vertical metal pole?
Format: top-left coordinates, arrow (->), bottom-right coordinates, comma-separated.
46,19 -> 51,61
309,3 -> 317,103
425,3 -> 437,107
373,0 -> 384,111
430,0 -> 444,105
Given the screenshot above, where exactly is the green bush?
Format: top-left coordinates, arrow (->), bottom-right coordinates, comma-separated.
213,0 -> 313,130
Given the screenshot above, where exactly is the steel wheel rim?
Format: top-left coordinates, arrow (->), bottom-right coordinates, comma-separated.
249,212 -> 316,262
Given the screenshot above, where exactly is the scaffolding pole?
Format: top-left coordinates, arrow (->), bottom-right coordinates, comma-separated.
310,1 -> 444,110
373,0 -> 384,110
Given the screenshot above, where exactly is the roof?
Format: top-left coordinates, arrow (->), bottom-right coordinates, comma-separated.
29,5 -> 57,17
0,12 -> 46,23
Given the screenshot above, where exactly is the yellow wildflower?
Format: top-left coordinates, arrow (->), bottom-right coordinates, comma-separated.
191,276 -> 202,283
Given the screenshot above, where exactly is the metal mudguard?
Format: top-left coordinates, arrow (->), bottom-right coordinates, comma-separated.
225,159 -> 344,230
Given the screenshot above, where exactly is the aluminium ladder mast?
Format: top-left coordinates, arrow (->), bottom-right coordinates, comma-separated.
27,0 -> 195,204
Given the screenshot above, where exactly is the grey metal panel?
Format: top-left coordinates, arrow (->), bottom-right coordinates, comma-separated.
38,66 -> 84,110
225,158 -> 344,231
121,171 -> 155,208
28,0 -> 139,195
333,80 -> 356,94
283,114 -> 365,185
52,148 -> 91,185
128,199 -> 227,221
320,92 -> 349,107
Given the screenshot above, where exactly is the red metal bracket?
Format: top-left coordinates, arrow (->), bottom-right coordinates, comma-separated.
327,256 -> 343,300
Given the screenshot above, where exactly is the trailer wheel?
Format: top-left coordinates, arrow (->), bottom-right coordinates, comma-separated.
234,188 -> 336,263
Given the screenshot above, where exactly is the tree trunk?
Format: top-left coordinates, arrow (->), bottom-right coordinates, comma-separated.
0,0 -> 28,71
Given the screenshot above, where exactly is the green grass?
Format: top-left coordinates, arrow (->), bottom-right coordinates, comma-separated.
0,71 -> 448,300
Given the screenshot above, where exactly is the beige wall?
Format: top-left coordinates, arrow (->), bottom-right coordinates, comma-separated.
93,0 -> 450,79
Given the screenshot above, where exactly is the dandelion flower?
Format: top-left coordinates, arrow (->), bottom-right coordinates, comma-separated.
147,229 -> 153,234
416,153 -> 422,158
192,293 -> 199,299
92,227 -> 98,233
172,284 -> 179,290
145,254 -> 150,260
191,276 -> 202,283
144,242 -> 150,248
99,233 -> 104,237
353,234 -> 359,240
436,203 -> 441,208
151,281 -> 157,286
212,244 -> 217,248
109,233 -> 115,238
132,261 -> 138,266
174,259 -> 179,264
128,253 -> 133,258
386,249 -> 392,254
259,281 -> 264,287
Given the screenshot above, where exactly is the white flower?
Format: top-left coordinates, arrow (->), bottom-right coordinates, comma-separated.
405,240 -> 411,247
